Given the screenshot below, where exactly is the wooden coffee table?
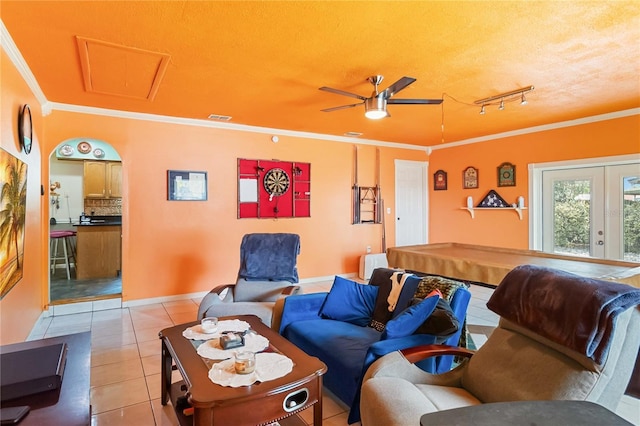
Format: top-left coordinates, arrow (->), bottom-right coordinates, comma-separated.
160,315 -> 327,426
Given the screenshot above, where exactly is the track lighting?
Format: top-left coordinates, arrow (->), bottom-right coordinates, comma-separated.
475,85 -> 533,114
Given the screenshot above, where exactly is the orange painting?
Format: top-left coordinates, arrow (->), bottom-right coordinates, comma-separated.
0,148 -> 27,299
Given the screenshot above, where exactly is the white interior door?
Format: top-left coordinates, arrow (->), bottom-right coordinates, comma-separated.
394,160 -> 428,247
541,163 -> 640,261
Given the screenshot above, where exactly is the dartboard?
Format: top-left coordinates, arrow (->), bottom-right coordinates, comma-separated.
263,168 -> 290,197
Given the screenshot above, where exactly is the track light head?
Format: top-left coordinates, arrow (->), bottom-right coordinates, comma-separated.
479,105 -> 486,115
520,93 -> 528,105
498,99 -> 505,111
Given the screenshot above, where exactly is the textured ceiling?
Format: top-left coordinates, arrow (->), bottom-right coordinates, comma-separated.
2,1 -> 639,147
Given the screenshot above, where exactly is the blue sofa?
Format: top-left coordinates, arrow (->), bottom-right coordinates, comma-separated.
276,269 -> 472,423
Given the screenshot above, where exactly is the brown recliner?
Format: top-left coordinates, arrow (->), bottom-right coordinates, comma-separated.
360,264 -> 640,426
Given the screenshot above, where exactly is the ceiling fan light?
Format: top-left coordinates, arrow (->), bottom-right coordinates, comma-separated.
365,109 -> 387,119
364,97 -> 388,119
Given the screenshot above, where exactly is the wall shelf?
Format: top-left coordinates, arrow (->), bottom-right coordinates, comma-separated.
461,206 -> 527,220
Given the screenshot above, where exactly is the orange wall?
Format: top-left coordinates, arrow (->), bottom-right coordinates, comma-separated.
42,111 -> 427,302
0,50 -> 45,343
428,115 -> 640,248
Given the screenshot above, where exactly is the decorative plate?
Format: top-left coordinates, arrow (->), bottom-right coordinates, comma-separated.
77,141 -> 92,154
93,148 -> 105,158
59,144 -> 74,156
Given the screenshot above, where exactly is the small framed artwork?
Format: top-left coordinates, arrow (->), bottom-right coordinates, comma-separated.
434,170 -> 447,191
497,162 -> 516,187
167,170 -> 208,201
463,166 -> 479,189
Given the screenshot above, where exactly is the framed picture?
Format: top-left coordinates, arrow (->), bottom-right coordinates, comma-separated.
497,162 -> 516,187
167,170 -> 208,201
434,170 -> 447,191
463,166 -> 479,189
0,148 -> 27,299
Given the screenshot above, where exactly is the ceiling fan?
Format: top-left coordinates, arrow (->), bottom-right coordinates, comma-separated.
319,75 -> 443,119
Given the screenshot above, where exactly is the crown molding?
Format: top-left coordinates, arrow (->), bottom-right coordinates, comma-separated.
1,19 -> 49,112
429,108 -> 640,151
47,102 -> 430,152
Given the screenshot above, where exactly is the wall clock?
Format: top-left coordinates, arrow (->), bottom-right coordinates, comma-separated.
18,104 -> 33,154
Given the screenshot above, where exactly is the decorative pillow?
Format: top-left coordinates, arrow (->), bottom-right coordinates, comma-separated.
368,270 -> 418,331
415,275 -> 469,301
381,294 -> 440,340
367,269 -> 398,330
413,298 -> 459,337
319,276 -> 379,327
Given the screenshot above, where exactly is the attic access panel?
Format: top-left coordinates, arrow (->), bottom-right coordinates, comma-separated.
238,158 -> 310,219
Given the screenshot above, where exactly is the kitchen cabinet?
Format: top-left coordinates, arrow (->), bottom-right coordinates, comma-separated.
84,161 -> 122,198
75,225 -> 122,279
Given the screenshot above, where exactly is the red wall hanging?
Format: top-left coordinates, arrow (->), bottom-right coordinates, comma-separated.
237,158 -> 311,219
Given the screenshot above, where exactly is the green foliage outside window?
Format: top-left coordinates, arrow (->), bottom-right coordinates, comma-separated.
552,179 -> 640,261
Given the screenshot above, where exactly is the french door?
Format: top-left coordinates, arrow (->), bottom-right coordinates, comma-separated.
541,163 -> 640,261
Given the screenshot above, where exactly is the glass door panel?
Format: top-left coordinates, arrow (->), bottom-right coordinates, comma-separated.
607,164 -> 640,261
542,163 -> 640,261
551,178 -> 592,257
543,167 -> 604,258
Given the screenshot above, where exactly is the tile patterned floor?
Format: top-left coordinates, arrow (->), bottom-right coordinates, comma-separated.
27,280 -> 639,425
49,265 -> 122,304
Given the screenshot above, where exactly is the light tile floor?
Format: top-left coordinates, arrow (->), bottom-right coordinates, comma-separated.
27,280 -> 639,425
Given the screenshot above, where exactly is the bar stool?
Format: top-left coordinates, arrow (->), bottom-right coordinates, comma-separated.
50,230 -> 77,280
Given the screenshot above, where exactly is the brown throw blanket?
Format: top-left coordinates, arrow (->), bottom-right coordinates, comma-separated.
487,264 -> 640,365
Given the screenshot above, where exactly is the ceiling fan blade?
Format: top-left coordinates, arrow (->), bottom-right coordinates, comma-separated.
383,77 -> 417,98
321,103 -> 362,112
319,86 -> 367,101
387,98 -> 443,105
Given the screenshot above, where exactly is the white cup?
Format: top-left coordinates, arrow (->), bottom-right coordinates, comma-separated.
201,317 -> 218,334
211,363 -> 226,382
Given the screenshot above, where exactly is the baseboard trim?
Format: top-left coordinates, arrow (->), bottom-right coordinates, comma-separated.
122,290 -> 211,308
122,273 -> 357,307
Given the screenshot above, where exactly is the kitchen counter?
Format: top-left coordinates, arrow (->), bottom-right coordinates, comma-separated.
76,221 -> 122,226
76,215 -> 121,226
75,224 -> 122,279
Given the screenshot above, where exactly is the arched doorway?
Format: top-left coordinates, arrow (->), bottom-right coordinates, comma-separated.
48,138 -> 123,305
